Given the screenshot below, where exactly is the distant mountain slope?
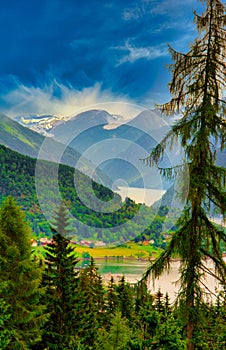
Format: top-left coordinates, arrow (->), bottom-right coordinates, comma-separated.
0,144 -> 164,244
51,109 -> 168,153
49,109 -> 171,189
14,110 -> 176,189
0,114 -> 112,187
0,114 -> 43,157
14,110 -> 225,191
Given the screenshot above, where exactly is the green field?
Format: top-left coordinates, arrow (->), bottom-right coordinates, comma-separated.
34,242 -> 161,259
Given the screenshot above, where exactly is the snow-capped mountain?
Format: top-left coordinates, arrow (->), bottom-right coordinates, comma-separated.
15,110 -> 126,135
15,109 -> 173,190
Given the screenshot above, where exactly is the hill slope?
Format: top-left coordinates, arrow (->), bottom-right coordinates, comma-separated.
0,114 -> 112,187
0,144 -> 167,246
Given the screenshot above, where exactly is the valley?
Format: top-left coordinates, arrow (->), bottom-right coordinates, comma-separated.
0,143 -> 173,248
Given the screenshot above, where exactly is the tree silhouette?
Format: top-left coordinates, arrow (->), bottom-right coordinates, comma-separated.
144,1 -> 226,349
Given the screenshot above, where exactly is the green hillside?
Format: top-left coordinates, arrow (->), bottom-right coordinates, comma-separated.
0,114 -> 112,187
0,114 -> 43,156
0,144 -> 169,246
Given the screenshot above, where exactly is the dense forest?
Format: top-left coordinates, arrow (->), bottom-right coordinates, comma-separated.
0,144 -> 174,247
0,197 -> 225,350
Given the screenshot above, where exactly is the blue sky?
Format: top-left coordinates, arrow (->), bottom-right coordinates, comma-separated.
0,0 -> 204,119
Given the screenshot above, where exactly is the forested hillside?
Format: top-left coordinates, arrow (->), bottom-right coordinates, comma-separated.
0,197 -> 225,350
0,114 -> 112,187
0,144 -> 170,246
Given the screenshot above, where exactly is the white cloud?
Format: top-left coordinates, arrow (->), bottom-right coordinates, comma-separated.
1,80 -> 145,121
151,0 -> 196,16
122,0 -> 156,21
122,6 -> 144,21
116,41 -> 168,65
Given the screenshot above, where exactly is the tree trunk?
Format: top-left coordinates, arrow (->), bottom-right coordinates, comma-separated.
186,320 -> 195,350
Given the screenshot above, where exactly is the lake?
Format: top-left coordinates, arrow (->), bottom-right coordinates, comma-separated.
91,258 -> 225,303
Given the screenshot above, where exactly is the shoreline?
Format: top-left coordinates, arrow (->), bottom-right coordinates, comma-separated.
79,253 -> 226,262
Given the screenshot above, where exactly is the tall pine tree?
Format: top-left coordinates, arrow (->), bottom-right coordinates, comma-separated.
116,276 -> 135,323
75,257 -> 106,349
144,1 -> 226,349
40,201 -> 79,349
0,196 -> 46,349
106,276 -> 119,316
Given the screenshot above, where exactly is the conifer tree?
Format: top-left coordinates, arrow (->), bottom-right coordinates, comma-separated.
0,283 -> 12,350
135,283 -> 158,347
40,201 -> 79,349
155,289 -> 165,314
0,196 -> 46,349
51,200 -> 75,238
154,315 -> 187,350
164,293 -> 171,316
135,280 -> 153,314
106,276 -> 119,315
116,276 -> 135,322
94,311 -> 133,350
144,1 -> 226,349
74,257 -> 106,348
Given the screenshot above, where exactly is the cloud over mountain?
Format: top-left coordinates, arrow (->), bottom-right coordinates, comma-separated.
0,0 -> 204,117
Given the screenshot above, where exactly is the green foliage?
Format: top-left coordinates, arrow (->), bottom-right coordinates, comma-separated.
51,200 -> 75,238
193,291 -> 226,350
134,280 -> 153,314
116,276 -> 135,322
0,196 -> 225,349
40,203 -> 79,349
74,258 -> 106,348
106,276 -> 119,315
0,196 -> 46,349
0,144 -> 170,245
0,285 -> 12,350
95,311 -> 133,350
153,315 -> 186,350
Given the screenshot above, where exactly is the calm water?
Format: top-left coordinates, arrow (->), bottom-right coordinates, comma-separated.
89,258 -> 224,302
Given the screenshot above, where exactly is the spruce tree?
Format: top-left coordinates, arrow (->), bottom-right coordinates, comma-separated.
75,257 -> 106,348
106,276 -> 119,316
94,311 -> 133,350
41,201 -> 79,349
116,276 -> 135,323
0,196 -> 46,349
135,280 -> 153,314
144,1 -> 226,349
135,283 -> 158,347
0,283 -> 12,350
155,289 -> 165,314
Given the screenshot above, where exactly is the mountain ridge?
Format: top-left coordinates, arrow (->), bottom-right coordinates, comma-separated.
47,109 -> 171,189
0,114 -> 112,187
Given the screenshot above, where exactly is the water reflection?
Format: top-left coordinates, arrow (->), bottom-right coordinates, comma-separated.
86,258 -> 225,303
